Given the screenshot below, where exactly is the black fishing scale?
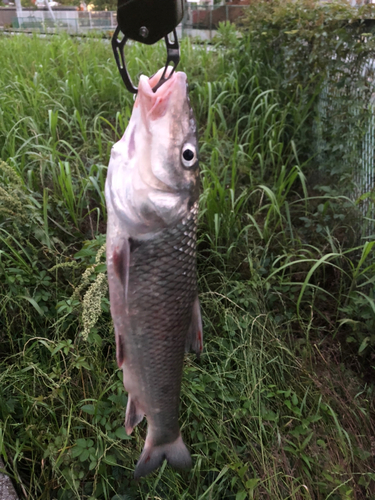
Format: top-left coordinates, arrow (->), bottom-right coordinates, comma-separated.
112,0 -> 184,94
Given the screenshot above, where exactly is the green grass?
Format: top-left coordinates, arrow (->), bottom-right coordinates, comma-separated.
0,29 -> 375,500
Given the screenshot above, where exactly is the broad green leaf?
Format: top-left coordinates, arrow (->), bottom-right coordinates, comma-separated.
71,447 -> 83,458
81,404 -> 96,415
103,455 -> 117,466
79,449 -> 90,462
292,393 -> 298,406
115,427 -> 131,440
358,337 -> 370,354
246,478 -> 259,490
235,491 -> 247,500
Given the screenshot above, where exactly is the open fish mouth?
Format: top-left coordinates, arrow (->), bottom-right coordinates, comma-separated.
136,67 -> 188,123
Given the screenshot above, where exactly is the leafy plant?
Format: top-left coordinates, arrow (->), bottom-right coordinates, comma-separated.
1,8 -> 375,499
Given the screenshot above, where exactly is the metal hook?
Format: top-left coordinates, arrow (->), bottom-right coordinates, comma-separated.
111,26 -> 180,95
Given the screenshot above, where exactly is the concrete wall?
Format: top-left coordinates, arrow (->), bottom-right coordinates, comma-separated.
0,7 -> 16,27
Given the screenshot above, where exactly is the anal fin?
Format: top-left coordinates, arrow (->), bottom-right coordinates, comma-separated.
125,396 -> 144,435
185,296 -> 203,359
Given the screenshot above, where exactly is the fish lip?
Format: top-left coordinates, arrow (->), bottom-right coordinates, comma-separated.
136,69 -> 187,120
148,66 -> 176,91
144,67 -> 186,96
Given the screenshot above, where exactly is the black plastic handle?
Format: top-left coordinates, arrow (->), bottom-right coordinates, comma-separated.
112,26 -> 180,94
117,0 -> 184,45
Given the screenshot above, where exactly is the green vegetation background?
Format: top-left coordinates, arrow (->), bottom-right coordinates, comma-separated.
0,1 -> 375,499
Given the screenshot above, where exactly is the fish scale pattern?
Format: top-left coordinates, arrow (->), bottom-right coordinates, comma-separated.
125,202 -> 198,446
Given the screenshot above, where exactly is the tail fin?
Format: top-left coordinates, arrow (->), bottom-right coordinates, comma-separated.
134,434 -> 192,479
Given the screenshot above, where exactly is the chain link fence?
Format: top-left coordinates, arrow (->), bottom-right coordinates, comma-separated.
316,82 -> 375,241
357,106 -> 375,239
6,9 -> 117,32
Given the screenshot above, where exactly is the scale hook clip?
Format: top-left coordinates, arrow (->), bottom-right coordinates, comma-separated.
111,26 -> 180,94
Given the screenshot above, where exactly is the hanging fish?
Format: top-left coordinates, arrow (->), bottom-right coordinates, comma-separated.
105,67 -> 203,479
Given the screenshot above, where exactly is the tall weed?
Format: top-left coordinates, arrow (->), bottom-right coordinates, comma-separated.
0,15 -> 374,499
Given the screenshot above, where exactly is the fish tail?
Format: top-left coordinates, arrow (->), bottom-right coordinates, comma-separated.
134,433 -> 192,479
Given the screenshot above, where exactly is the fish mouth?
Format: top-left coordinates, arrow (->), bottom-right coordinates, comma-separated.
136,67 -> 187,122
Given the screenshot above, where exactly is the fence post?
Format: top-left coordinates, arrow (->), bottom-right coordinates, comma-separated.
209,6 -> 212,41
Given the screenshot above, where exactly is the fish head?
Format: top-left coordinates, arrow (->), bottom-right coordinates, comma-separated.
135,68 -> 199,209
107,67 -> 199,234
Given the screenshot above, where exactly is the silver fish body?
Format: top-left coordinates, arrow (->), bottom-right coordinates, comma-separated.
105,68 -> 202,478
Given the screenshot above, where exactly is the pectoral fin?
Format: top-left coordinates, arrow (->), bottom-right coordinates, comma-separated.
115,334 -> 126,369
125,396 -> 144,435
109,237 -> 131,368
112,238 -> 130,304
185,296 -> 203,359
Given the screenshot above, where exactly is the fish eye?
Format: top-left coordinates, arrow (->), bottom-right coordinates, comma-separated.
181,143 -> 197,169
